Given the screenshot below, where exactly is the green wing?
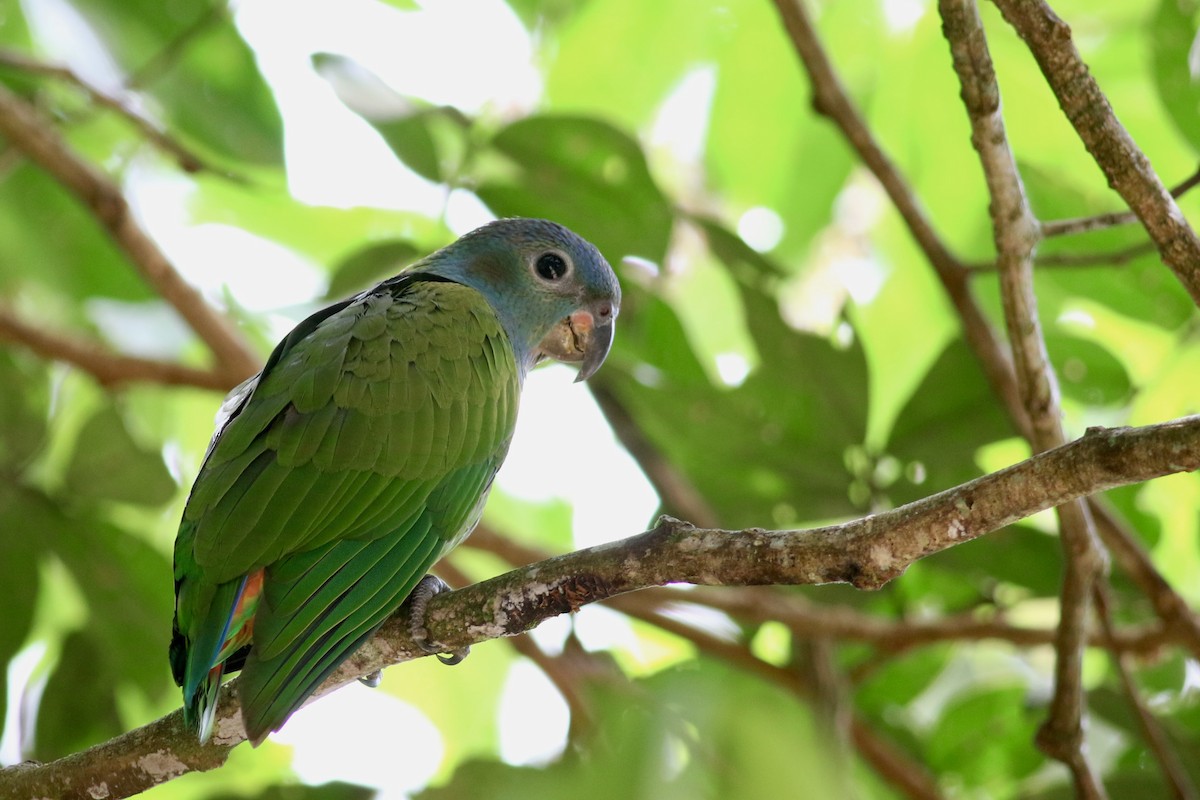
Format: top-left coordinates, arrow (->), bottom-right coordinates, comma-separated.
172,276 -> 519,742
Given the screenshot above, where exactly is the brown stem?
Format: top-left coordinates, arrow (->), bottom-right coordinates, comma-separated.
991,0 -> 1200,307
1093,583 -> 1199,800
769,0 -> 1030,441
0,49 -> 209,173
0,81 -> 260,384
939,1 -> 1106,792
0,304 -> 239,391
1041,164 -> 1200,238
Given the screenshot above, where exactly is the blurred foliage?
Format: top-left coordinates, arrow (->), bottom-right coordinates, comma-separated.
0,0 -> 1198,798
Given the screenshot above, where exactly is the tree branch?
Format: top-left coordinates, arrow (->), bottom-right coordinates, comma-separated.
0,81 -> 260,384
770,0 -> 1031,443
990,0 -> 1200,307
0,49 -> 210,174
772,0 -> 1200,731
1093,584 -> 1199,800
0,304 -> 237,391
939,2 -> 1107,792
1041,166 -> 1200,238
4,416 -> 1197,799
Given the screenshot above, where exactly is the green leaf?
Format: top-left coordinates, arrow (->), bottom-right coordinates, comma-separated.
55,517 -> 174,697
189,174 -> 439,272
313,52 -> 472,184
207,782 -> 376,800
1047,333 -> 1132,407
886,339 -> 1016,505
601,274 -> 868,526
1020,162 -> 1194,330
927,524 -> 1064,598
926,686 -> 1042,791
475,115 -> 674,265
64,0 -> 283,165
856,646 -> 952,717
34,631 -> 124,760
0,165 -> 152,301
0,484 -> 50,731
0,350 -> 49,469
325,240 -> 423,300
62,404 -> 177,506
1151,0 -> 1200,154
424,658 -> 864,799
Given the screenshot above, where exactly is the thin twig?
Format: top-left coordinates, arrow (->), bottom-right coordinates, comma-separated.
939,2 -> 1106,793
0,304 -> 237,391
1090,501 -> 1200,660
1093,583 -> 1199,800
991,0 -> 1200,307
693,586 -> 1175,657
0,81 -> 260,384
125,3 -> 229,90
0,49 -> 209,173
1041,165 -> 1200,238
967,239 -> 1157,271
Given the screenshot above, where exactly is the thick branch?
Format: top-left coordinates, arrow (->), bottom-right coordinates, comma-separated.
0,81 -> 260,384
4,416 -> 1198,799
991,0 -> 1200,307
0,304 -> 237,391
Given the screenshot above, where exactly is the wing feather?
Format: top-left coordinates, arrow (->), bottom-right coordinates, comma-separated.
174,276 -> 522,740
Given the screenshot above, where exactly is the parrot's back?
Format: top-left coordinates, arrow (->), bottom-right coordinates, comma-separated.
170,274 -> 520,743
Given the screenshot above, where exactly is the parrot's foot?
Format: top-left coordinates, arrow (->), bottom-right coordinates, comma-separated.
358,671 -> 383,688
409,575 -> 470,666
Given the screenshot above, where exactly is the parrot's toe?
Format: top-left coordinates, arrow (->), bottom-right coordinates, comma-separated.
409,575 -> 470,666
358,670 -> 383,688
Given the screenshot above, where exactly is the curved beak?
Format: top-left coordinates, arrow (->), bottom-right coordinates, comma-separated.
537,303 -> 616,382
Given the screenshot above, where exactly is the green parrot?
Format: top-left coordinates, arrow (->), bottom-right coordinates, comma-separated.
170,218 -> 620,744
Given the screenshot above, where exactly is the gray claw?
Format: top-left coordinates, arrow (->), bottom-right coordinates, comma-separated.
358,670 -> 383,688
409,574 -> 470,665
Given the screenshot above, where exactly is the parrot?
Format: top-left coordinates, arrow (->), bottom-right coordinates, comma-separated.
169,218 -> 620,745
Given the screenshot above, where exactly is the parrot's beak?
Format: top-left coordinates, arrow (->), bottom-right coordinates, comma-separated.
538,303 -> 616,382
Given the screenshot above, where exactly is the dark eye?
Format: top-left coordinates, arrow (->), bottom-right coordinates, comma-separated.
535,252 -> 569,281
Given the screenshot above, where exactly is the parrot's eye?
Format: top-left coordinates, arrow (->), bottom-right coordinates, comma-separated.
535,252 -> 569,281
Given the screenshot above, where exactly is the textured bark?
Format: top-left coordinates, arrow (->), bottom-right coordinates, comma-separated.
4,416 -> 1198,800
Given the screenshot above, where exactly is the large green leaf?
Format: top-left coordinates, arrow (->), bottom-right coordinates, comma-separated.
0,165 -> 151,301
0,350 -> 49,469
34,631 -> 124,760
313,53 -> 473,185
0,484 -> 52,733
423,659 -> 867,799
1020,162 -> 1194,331
926,686 -> 1043,793
602,273 -> 868,527
54,517 -> 174,697
475,115 -> 674,265
1047,333 -> 1132,407
62,404 -> 177,506
1151,0 -> 1200,154
885,339 -> 1016,505
64,0 -> 283,166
